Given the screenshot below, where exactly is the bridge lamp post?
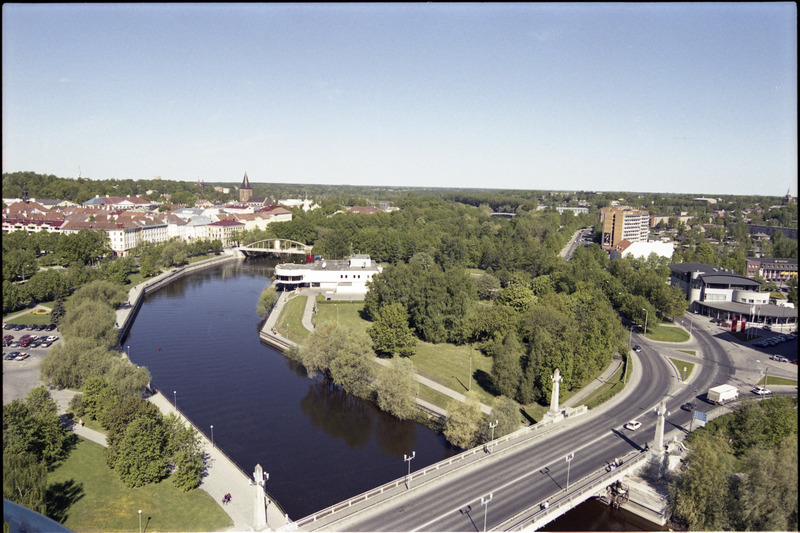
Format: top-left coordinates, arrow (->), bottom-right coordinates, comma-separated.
481,493 -> 493,532
210,425 -> 214,447
138,509 -> 142,533
404,451 -> 415,489
173,390 -> 177,409
489,420 -> 498,446
565,452 -> 574,492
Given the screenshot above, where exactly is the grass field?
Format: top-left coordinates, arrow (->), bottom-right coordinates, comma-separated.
647,324 -> 690,343
677,350 -> 697,356
47,438 -> 232,532
275,294 -> 312,343
670,358 -> 695,380
758,375 -> 798,387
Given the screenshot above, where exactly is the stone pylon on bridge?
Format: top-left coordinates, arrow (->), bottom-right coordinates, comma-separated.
254,464 -> 268,530
549,369 -> 563,415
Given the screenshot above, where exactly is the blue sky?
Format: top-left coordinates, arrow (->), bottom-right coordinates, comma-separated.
2,3 -> 796,196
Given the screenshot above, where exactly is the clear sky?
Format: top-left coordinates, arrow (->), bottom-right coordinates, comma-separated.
2,3 -> 797,196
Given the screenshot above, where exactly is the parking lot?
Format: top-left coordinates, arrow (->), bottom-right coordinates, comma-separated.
2,322 -> 62,405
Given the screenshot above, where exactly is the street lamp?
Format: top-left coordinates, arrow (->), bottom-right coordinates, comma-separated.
481,493 -> 493,532
565,452 -> 574,492
404,451 -> 415,488
489,420 -> 498,445
173,390 -> 177,409
138,509 -> 142,533
210,425 -> 214,447
127,345 -> 130,358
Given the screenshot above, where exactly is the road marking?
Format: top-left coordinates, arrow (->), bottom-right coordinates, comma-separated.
411,428 -> 626,532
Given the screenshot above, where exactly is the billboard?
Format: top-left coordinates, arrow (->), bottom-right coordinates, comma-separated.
693,410 -> 707,428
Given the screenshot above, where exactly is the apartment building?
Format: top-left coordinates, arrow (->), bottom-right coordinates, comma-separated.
600,206 -> 650,248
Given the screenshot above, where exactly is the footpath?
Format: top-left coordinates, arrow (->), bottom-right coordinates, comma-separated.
263,290 -> 627,418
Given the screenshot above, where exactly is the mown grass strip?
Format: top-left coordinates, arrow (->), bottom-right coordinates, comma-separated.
646,324 -> 690,343
47,438 -> 232,532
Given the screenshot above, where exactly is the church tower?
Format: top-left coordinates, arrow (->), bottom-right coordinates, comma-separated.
239,172 -> 253,204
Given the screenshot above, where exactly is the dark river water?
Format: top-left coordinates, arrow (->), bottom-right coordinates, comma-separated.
124,259 -> 459,520
125,258 -> 663,529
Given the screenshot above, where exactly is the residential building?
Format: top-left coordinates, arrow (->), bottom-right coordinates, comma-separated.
601,207 -> 650,248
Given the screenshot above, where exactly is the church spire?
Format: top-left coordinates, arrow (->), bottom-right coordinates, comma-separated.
239,172 -> 253,204
241,172 -> 252,190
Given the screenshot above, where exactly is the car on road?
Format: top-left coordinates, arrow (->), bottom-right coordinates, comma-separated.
634,345 -> 642,352
681,402 -> 694,412
752,386 -> 772,396
624,420 -> 642,431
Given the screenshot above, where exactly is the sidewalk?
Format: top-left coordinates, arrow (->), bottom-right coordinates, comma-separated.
562,355 -> 624,409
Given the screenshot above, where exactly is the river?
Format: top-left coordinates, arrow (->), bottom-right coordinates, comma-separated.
125,258 -> 664,529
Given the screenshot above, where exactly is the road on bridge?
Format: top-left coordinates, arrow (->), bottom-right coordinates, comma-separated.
308,322 -> 736,532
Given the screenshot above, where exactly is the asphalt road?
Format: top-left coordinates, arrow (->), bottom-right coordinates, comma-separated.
331,327 -> 723,532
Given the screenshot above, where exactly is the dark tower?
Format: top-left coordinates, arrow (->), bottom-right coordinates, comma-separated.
22,187 -> 29,204
239,172 -> 253,204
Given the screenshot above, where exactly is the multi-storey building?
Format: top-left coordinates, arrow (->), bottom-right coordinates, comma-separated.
601,206 -> 650,248
746,257 -> 798,284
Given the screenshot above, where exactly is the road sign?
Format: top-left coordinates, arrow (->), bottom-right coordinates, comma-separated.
693,410 -> 707,428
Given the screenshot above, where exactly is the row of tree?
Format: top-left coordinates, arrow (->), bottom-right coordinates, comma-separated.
668,396 -> 797,531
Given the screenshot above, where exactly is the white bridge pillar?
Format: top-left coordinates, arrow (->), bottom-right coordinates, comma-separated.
654,399 -> 669,451
253,464 -> 268,530
550,369 -> 562,414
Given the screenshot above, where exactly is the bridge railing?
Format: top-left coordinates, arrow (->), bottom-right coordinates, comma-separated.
285,409 -> 591,530
499,449 -> 649,532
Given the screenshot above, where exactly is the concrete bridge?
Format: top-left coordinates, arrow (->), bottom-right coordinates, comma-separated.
238,239 -> 312,257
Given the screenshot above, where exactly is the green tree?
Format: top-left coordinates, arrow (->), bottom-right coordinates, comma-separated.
71,279 -> 127,309
443,393 -> 483,449
24,269 -> 69,303
163,413 -> 204,492
2,248 -> 39,282
3,279 -> 27,314
373,357 -> 419,420
59,300 -> 118,348
113,417 -> 169,488
256,285 -> 278,319
473,273 -> 501,300
490,333 -> 523,398
367,302 -> 417,357
3,453 -> 48,515
2,387 -> 72,469
328,333 -> 376,398
50,296 -> 67,324
669,433 -> 735,530
82,377 -> 120,422
736,437 -> 798,531
487,396 -> 521,440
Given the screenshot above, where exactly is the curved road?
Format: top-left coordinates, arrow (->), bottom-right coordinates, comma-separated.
327,327 -> 737,532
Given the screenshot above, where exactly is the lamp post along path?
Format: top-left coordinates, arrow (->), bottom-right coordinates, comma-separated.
481,493 -> 493,533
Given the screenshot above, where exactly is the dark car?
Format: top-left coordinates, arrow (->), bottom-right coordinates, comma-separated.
45,324 -> 57,331
681,402 -> 694,412
634,345 -> 642,352
13,324 -> 26,331
3,324 -> 15,330
5,352 -> 21,360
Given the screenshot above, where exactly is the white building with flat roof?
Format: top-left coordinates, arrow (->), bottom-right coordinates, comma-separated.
273,254 -> 382,296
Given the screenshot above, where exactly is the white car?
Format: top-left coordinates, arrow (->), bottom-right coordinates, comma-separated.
624,420 -> 642,431
752,386 -> 771,396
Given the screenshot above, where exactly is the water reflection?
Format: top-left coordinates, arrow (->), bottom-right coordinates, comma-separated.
301,380 -> 374,449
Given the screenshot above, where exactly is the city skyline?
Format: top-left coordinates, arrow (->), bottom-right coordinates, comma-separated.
2,3 -> 797,196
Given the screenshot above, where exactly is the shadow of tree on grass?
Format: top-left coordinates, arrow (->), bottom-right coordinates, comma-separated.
46,479 -> 84,524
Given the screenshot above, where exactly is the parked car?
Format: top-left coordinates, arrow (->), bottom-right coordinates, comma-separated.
29,341 -> 41,348
752,386 -> 772,396
624,420 -> 642,431
46,336 -> 59,342
9,341 -> 20,348
13,324 -> 26,331
634,345 -> 642,352
45,324 -> 57,331
753,341 -> 767,348
3,335 -> 13,341
3,324 -> 16,330
15,352 -> 30,361
775,355 -> 789,363
39,341 -> 52,348
764,325 -> 772,331
5,352 -> 21,360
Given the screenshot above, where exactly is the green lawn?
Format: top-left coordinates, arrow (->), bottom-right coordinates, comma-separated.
47,438 -> 231,532
758,375 -> 798,387
410,343 -> 495,406
275,294 -> 311,343
670,358 -> 695,381
315,299 -> 371,331
677,350 -> 697,356
647,324 -> 690,343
